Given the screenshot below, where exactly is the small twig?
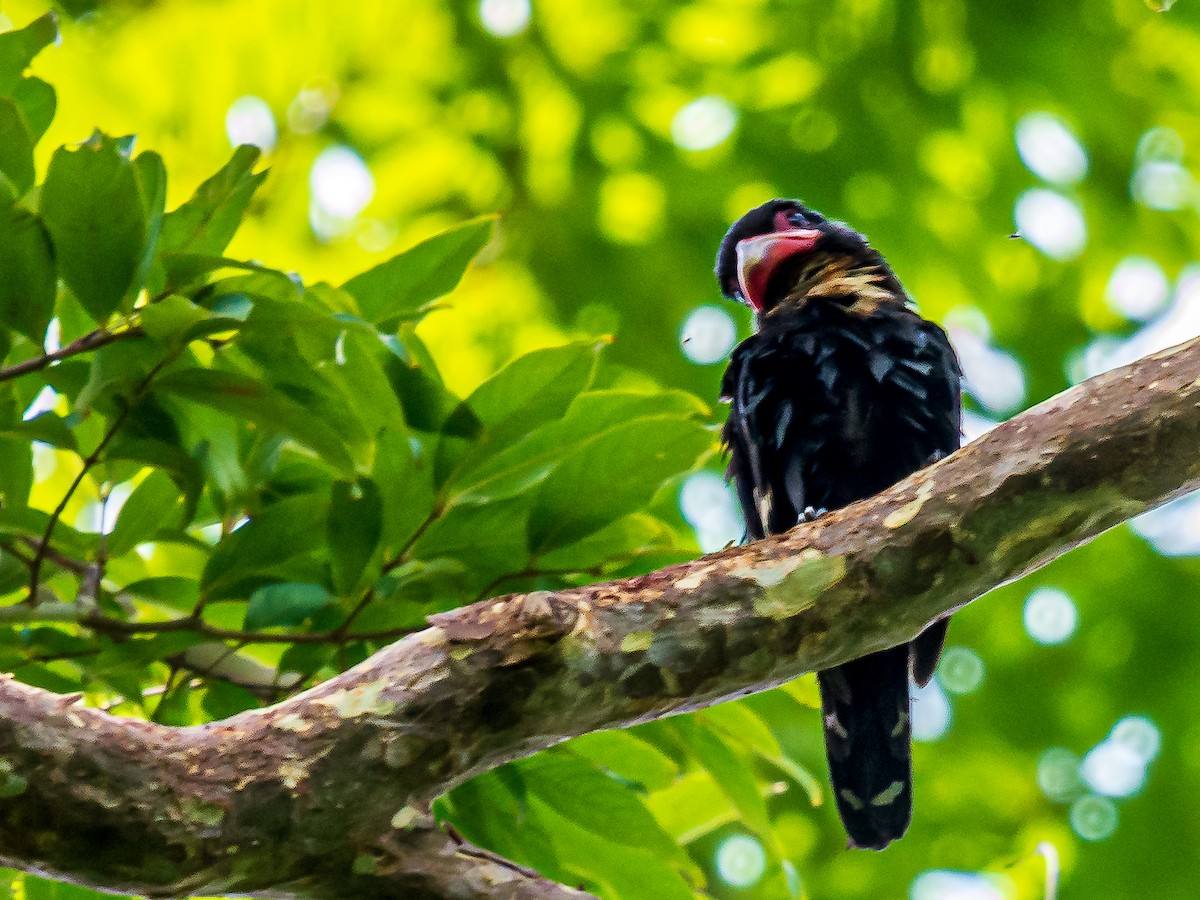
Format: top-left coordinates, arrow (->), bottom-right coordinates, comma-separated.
17,536 -> 89,575
27,356 -> 174,604
27,404 -> 133,604
77,612 -> 420,645
0,540 -> 34,568
382,503 -> 444,574
0,326 -> 143,385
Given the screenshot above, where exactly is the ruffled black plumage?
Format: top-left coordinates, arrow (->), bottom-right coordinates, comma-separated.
718,201 -> 961,849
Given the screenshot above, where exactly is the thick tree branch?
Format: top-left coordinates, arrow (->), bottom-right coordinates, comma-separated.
1,336 -> 1199,898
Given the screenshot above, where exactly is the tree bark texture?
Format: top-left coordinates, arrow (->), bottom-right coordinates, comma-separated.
2,336 -> 1199,898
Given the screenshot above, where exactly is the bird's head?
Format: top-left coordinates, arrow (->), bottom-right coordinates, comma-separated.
715,199 -> 895,314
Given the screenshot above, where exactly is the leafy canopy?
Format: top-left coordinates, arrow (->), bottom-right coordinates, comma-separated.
0,17 -> 807,900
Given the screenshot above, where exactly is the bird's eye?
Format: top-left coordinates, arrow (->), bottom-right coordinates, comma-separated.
786,211 -> 809,226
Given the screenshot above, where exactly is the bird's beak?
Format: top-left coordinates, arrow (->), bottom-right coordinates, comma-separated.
735,228 -> 822,311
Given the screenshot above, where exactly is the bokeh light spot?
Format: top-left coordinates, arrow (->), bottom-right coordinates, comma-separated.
1111,715 -> 1161,763
680,305 -> 737,365
680,471 -> 742,552
310,146 -> 374,239
1131,490 -> 1200,556
1136,126 -> 1184,166
671,96 -> 737,151
1081,264 -> 1200,383
311,146 -> 374,219
1081,739 -> 1147,798
1015,113 -> 1088,185
910,871 -> 1007,900
715,834 -> 766,888
24,386 -> 58,421
911,677 -> 951,742
225,95 -> 277,152
1131,161 -> 1194,211
947,324 -> 1026,415
1014,189 -> 1086,260
938,646 -> 985,695
1037,747 -> 1083,802
287,85 -> 335,134
1106,256 -> 1169,321
1024,587 -> 1077,644
1069,794 -> 1119,841
597,172 -> 665,244
479,0 -> 530,37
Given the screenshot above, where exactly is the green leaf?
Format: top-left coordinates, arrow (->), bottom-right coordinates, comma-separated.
373,426 -> 433,554
105,436 -> 203,523
122,576 -> 199,612
244,582 -> 334,630
139,294 -> 211,345
673,718 -> 779,851
0,97 -> 35,194
341,215 -> 495,326
570,730 -> 680,792
410,495 -> 530,595
706,701 -> 824,805
156,368 -> 356,475
519,749 -> 685,860
201,494 -> 328,598
0,200 -> 54,342
0,13 -> 58,95
328,479 -> 383,595
0,438 -> 32,509
444,341 -> 603,472
644,771 -> 740,844
323,330 -> 406,436
0,507 -> 95,557
443,771 -> 562,879
74,340 -> 159,413
527,790 -> 698,900
467,341 -> 602,428
159,144 -> 264,259
132,150 -> 167,295
39,133 -> 148,322
537,513 -> 678,571
528,414 -> 712,554
11,76 -> 55,143
448,389 -> 708,507
107,470 -> 182,558
154,679 -> 193,727
381,338 -> 475,436
4,412 -> 78,452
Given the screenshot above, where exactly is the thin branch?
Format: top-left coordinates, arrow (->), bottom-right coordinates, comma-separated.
0,325 -> 143,385
26,401 -> 133,603
76,610 -> 422,645
0,336 -> 1197,899
27,355 -> 174,603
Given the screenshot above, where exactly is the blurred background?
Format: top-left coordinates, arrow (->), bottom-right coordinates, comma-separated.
5,0 -> 1200,896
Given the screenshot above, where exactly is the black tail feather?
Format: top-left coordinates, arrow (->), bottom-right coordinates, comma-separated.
818,645 -> 913,850
911,618 -> 950,688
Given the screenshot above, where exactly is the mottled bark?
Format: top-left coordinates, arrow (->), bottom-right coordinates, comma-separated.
1,336 -> 1199,899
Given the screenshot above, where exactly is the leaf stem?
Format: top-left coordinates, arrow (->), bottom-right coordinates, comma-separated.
0,325 -> 143,385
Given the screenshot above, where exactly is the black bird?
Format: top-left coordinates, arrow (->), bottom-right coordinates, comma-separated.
715,199 -> 961,850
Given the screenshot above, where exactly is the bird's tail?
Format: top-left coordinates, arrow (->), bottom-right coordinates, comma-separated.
817,644 -> 913,850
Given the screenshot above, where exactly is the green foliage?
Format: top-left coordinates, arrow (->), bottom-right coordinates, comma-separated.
0,17 -> 736,900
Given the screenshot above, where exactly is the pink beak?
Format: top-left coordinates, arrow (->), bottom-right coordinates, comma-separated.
735,228 -> 822,311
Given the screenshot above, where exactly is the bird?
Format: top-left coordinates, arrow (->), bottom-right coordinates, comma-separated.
715,199 -> 961,850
